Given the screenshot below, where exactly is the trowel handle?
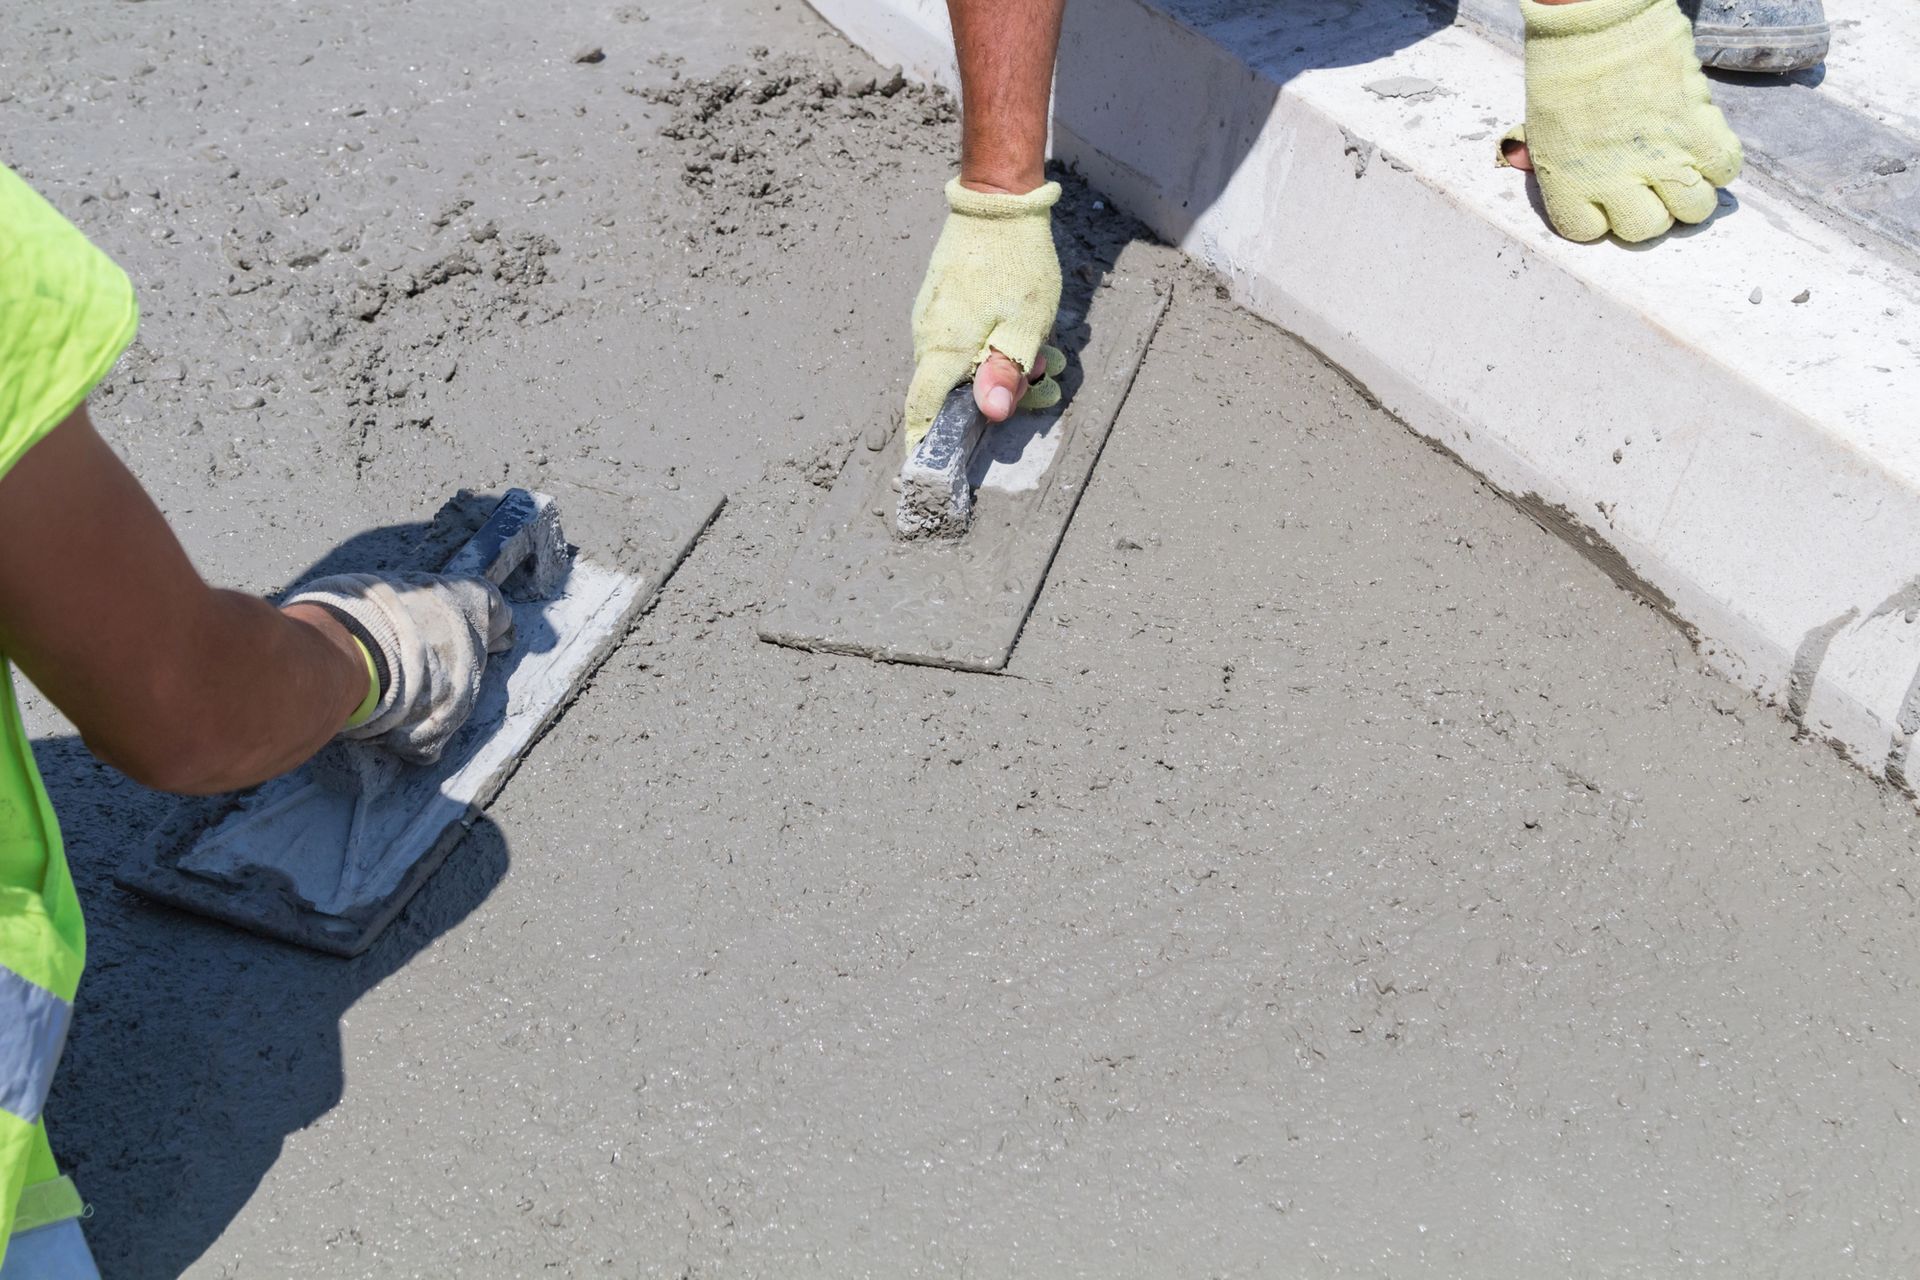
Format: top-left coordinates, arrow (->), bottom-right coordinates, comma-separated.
895,384 -> 991,540
441,489 -> 571,597
919,384 -> 986,472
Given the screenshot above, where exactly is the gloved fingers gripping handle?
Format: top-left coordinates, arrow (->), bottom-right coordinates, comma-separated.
980,318 -> 1051,386
1017,343 -> 1067,412
284,571 -> 509,759
442,574 -> 515,655
1018,375 -> 1062,413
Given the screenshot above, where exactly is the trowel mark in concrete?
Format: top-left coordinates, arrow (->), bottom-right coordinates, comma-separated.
971,412 -> 1067,494
1866,577 -> 1920,789
1787,605 -> 1860,731
760,249 -> 1173,671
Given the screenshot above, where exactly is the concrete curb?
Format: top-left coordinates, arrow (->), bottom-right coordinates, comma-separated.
806,0 -> 1920,783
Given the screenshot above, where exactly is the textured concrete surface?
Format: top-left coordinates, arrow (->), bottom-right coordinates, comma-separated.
5,0 -> 1920,1276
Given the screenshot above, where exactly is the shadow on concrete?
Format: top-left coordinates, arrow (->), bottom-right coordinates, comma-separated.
30,502 -> 517,1278
1049,0 -> 1459,250
1020,2 -> 1467,423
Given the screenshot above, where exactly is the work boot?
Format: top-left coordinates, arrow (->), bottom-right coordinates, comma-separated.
1688,0 -> 1830,73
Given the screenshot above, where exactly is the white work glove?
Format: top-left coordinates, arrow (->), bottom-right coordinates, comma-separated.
905,178 -> 1065,450
285,572 -> 513,765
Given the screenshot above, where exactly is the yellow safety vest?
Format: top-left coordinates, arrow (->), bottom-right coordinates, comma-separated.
0,162 -> 138,1272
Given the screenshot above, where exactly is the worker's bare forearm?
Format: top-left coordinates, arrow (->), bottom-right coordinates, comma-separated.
948,0 -> 1066,193
0,407 -> 364,794
158,590 -> 367,792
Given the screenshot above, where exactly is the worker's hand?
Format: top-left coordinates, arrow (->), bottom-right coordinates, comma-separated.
283,572 -> 513,765
1501,0 -> 1742,243
906,177 -> 1064,450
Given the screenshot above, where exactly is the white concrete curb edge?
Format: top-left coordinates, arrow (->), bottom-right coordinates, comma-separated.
806,0 -> 1920,785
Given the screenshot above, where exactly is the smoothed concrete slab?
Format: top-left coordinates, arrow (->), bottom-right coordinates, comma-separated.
804,0 -> 1920,781
760,246 -> 1171,671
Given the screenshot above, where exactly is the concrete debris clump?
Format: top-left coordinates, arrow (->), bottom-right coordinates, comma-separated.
644,55 -> 955,272
82,160 -> 562,480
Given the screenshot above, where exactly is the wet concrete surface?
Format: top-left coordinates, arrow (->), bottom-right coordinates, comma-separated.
4,0 -> 1919,1275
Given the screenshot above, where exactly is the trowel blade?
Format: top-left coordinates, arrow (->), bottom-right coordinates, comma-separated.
759,246 -> 1170,672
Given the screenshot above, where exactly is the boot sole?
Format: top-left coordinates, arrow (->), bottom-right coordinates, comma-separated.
1695,22 -> 1831,72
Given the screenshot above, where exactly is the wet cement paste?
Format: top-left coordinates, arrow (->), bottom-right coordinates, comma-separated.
4,0 -> 1920,1275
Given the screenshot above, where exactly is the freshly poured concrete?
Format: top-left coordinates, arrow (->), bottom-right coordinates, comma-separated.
763,251 -> 1170,670
5,0 -> 1920,1275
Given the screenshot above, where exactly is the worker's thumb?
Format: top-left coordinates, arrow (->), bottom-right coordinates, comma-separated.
1497,123 -> 1530,170
973,350 -> 1027,421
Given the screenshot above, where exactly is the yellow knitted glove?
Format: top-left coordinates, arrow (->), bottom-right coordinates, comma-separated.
905,177 -> 1063,449
1503,0 -> 1742,243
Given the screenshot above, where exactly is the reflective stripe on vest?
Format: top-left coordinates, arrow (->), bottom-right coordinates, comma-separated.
0,1218 -> 99,1280
0,965 -> 70,1124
